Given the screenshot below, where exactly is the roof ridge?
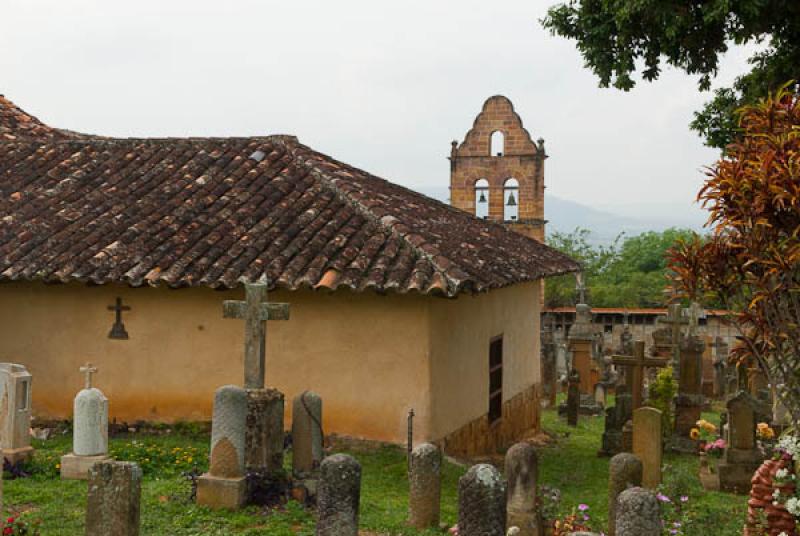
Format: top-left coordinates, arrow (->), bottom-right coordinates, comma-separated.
293,145 -> 463,295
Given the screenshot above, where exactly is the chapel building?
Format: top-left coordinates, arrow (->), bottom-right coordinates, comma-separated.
0,95 -> 578,456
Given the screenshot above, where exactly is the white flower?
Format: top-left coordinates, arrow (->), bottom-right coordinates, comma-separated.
778,435 -> 800,459
774,489 -> 782,499
785,496 -> 800,516
779,532 -> 789,536
777,468 -> 789,479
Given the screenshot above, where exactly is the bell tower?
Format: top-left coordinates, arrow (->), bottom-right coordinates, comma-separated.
449,95 -> 546,241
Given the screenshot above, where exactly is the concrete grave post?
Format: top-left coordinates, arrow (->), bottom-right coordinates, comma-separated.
567,369 -> 580,427
719,391 -> 763,493
0,363 -> 33,464
458,464 -> 507,536
673,335 -> 705,446
316,453 -> 361,536
568,304 -> 595,395
615,487 -> 661,536
86,461 -> 142,536
408,442 -> 441,529
245,388 -> 284,474
292,391 -> 323,477
608,453 -> 643,536
505,442 -> 541,536
61,363 -> 111,480
197,385 -> 248,509
632,407 -> 662,488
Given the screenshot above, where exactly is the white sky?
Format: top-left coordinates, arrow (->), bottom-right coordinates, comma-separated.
1,0 -> 756,222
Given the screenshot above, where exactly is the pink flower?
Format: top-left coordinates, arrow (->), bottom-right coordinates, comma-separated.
578,503 -> 589,511
656,493 -> 671,502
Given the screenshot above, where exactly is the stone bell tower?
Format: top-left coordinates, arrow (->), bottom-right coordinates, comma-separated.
449,95 -> 546,241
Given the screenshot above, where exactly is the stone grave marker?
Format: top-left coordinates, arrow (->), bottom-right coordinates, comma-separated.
632,407 -> 663,488
611,341 -> 668,411
712,337 -> 729,399
408,443 -> 441,529
616,487 -> 661,536
86,460 -> 142,536
594,383 -> 606,409
541,320 -> 558,407
245,388 -> 284,473
598,386 -> 633,457
459,464 -> 506,536
293,391 -> 323,477
569,303 -> 595,395
197,385 -> 248,509
316,453 -> 361,536
673,334 -> 705,451
0,363 -> 33,463
61,363 -> 110,480
719,391 -> 763,493
505,442 -> 541,536
608,453 -> 642,536
566,369 -> 580,427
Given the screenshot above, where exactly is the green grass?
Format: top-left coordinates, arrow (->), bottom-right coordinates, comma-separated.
7,404 -> 748,535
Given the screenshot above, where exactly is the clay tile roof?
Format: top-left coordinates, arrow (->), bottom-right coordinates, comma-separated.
0,96 -> 579,297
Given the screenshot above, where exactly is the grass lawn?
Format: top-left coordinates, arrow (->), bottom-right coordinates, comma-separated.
6,405 -> 748,535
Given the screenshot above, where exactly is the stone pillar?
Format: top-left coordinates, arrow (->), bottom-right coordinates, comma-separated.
293,391 -> 323,478
62,384 -> 110,480
621,420 -> 633,453
673,335 -> 704,448
198,385 -> 248,509
408,443 -> 441,529
245,388 -> 284,473
608,453 -> 642,536
569,304 -> 594,395
0,363 -> 33,464
86,461 -> 142,536
615,487 -> 661,536
505,442 -> 540,536
316,453 -> 361,536
567,369 -> 580,427
458,464 -> 506,536
632,407 -> 662,489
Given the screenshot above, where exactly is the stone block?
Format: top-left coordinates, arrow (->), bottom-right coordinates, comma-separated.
86,461 -> 142,536
245,388 -> 284,473
2,446 -> 33,465
60,453 -> 111,480
197,474 -> 247,509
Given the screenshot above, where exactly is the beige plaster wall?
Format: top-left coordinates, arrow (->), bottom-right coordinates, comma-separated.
0,281 -> 432,443
427,281 -> 540,440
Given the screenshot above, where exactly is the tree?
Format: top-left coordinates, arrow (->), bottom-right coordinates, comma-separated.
542,0 -> 800,149
667,86 -> 800,425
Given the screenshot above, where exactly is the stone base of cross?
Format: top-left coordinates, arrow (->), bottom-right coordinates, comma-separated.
611,341 -> 670,410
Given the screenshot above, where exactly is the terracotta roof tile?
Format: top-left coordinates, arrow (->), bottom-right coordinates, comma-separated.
0,97 -> 579,297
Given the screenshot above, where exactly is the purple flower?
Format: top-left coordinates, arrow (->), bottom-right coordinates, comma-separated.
578,503 -> 589,511
656,493 -> 671,503
680,495 -> 689,503
583,514 -> 589,521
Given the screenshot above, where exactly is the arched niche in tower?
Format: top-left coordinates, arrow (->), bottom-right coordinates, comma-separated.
490,131 -> 504,156
503,178 -> 519,221
474,178 -> 489,219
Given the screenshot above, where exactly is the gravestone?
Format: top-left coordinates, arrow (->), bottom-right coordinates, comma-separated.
569,303 -> 595,395
86,461 -> 142,536
615,487 -> 661,536
598,386 -> 633,457
672,334 -> 705,452
718,391 -> 763,494
566,369 -> 580,427
632,407 -> 662,488
61,363 -> 110,480
747,366 -> 771,404
293,391 -> 323,478
197,385 -> 248,509
701,336 -> 715,399
593,383 -> 606,409
541,321 -> 558,407
621,420 -> 633,453
245,388 -> 284,473
459,464 -> 506,536
505,442 -> 541,536
0,363 -> 33,463
316,454 -> 361,536
607,453 -> 642,536
611,341 -> 668,411
712,337 -> 729,399
408,443 -> 441,529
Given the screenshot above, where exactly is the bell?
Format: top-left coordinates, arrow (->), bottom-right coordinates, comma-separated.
506,192 -> 517,206
478,191 -> 487,203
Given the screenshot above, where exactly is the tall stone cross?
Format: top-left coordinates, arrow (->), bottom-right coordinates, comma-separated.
80,363 -> 98,390
657,303 -> 688,376
223,281 -> 290,389
611,341 -> 670,410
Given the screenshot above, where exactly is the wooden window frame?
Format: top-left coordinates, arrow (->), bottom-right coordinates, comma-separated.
488,335 -> 503,425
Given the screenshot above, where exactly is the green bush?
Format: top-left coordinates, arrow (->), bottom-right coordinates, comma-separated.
646,366 -> 677,439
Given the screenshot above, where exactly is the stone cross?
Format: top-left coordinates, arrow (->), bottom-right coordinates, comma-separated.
458,464 -> 507,535
317,454 -> 362,536
611,341 -> 669,410
616,487 -> 661,536
686,302 -> 705,336
408,443 -> 441,529
505,442 -> 540,536
656,303 -> 688,372
80,363 -> 98,390
86,461 -> 142,536
223,281 -> 290,389
608,453 -> 643,536
632,407 -> 663,489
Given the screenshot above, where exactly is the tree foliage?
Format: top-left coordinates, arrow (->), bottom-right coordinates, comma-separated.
667,86 -> 800,424
542,0 -> 800,149
545,227 -> 694,308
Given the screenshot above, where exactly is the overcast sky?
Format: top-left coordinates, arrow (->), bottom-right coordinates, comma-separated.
2,0 -> 756,225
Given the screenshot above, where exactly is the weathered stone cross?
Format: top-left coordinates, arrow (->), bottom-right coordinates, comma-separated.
611,340 -> 669,410
656,303 -> 688,374
223,281 -> 290,389
80,362 -> 98,390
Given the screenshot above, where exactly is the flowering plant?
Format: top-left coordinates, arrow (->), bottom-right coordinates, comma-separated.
702,438 -> 726,459
551,504 -> 594,536
757,422 -> 776,440
690,419 -> 718,443
2,516 -> 41,536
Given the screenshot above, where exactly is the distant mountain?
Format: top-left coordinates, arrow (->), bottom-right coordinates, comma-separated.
416,186 -> 704,245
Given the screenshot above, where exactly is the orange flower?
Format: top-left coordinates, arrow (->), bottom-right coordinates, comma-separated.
690,428 -> 700,440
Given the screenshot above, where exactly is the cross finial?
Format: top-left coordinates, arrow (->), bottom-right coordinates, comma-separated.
575,272 -> 587,305
79,362 -> 98,390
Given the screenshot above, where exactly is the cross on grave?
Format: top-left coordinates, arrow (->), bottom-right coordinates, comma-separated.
656,303 -> 688,376
575,272 -> 587,305
107,297 -> 131,340
223,281 -> 290,389
79,363 -> 98,390
611,340 -> 670,410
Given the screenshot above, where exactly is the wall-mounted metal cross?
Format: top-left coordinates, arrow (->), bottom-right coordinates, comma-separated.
107,297 -> 131,340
